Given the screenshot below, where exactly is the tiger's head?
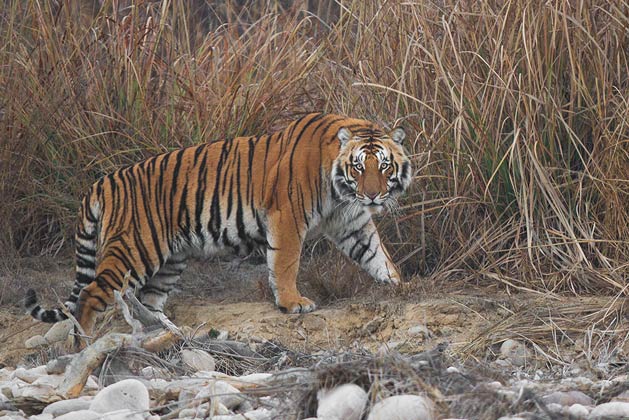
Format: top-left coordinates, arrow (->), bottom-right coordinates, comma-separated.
332,125 -> 412,211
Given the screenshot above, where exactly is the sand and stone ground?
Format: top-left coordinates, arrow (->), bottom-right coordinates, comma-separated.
0,256 -> 627,419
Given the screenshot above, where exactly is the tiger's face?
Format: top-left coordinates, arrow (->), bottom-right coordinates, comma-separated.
332,126 -> 412,211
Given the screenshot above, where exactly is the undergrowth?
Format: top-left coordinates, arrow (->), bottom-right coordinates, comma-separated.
0,0 -> 627,298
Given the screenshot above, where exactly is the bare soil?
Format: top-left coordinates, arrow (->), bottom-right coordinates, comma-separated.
0,255 -> 614,375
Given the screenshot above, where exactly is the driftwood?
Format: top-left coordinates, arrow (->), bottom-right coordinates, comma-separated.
57,288 -> 185,398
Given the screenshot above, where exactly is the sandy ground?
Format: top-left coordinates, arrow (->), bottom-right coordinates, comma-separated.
0,255 -> 624,377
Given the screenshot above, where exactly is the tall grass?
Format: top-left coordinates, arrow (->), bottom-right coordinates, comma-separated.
1,0 -> 627,295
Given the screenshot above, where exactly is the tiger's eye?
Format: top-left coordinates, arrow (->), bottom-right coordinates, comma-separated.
354,163 -> 364,171
380,163 -> 389,170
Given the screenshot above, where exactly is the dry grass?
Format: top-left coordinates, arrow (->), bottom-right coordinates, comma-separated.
0,0 -> 627,301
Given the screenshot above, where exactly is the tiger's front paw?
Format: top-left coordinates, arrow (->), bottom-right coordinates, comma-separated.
278,296 -> 317,314
379,272 -> 401,286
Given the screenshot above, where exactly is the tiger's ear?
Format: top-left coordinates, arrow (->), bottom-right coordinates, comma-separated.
390,127 -> 406,144
337,127 -> 352,146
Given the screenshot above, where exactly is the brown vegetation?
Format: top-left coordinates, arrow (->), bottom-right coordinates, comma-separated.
0,0 -> 627,298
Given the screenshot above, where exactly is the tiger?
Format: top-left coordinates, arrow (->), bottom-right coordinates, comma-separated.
25,112 -> 412,344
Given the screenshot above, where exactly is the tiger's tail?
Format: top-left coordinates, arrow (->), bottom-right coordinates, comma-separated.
25,188 -> 101,323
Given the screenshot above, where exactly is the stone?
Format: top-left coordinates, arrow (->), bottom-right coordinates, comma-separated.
180,349 -> 216,372
317,384 -> 367,420
12,366 -> 47,383
32,375 -> 63,388
25,335 -> 48,349
43,398 -> 92,416
236,373 -> 272,384
194,380 -> 244,409
588,402 -> 629,419
207,409 -> 274,420
101,410 -> 144,420
29,414 -> 53,420
84,375 -> 99,392
19,384 -> 56,399
89,379 -> 150,414
46,356 -> 74,375
367,395 -> 435,420
55,410 -> 102,420
612,390 -> 629,402
543,390 -> 593,406
407,325 -> 431,338
43,320 -> 73,343
141,366 -> 167,378
178,408 -> 198,418
499,339 -> 530,367
568,404 -> 590,419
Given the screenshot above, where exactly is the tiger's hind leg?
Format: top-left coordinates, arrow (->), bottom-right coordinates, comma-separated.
74,251 -> 151,347
139,255 -> 187,313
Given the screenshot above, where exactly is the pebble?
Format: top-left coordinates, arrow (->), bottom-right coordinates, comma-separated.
367,395 -> 435,420
499,339 -> 530,367
317,384 -> 367,420
24,335 -> 48,349
568,403 -> 590,419
89,379 -> 150,414
43,398 -> 92,416
612,390 -> 629,402
29,414 -> 53,420
43,320 -> 73,343
207,409 -> 274,420
12,366 -> 47,383
407,325 -> 431,338
55,410 -> 102,420
180,349 -> 216,372
46,356 -> 74,375
588,402 -> 629,419
194,380 -> 244,409
543,390 -> 593,406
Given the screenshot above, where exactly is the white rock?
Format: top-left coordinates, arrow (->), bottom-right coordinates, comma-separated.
32,375 -> 63,388
29,414 -> 53,420
568,404 -> 590,419
46,356 -> 74,375
407,325 -> 430,338
84,375 -> 99,392
236,373 -> 272,384
181,349 -> 216,372
446,366 -> 460,374
44,320 -> 73,343
317,384 -> 367,420
25,335 -> 48,349
0,414 -> 27,420
547,403 -> 563,413
102,410 -> 144,420
178,408 -> 198,418
367,395 -> 435,420
89,379 -> 149,414
141,366 -> 167,378
55,410 -> 102,420
588,402 -> 629,419
12,366 -> 47,383
20,384 -> 56,399
207,409 -> 274,420
194,380 -> 244,409
178,385 -> 200,409
499,339 -> 530,367
543,390 -> 593,406
43,398 -> 92,416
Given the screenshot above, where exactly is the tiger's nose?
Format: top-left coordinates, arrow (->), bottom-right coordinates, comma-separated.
366,192 -> 378,200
